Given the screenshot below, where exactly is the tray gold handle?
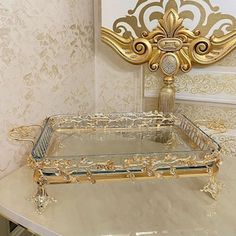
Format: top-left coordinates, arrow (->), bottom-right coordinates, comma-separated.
9,125 -> 42,146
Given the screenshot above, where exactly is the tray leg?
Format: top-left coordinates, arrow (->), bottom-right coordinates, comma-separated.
31,169 -> 56,214
201,168 -> 222,200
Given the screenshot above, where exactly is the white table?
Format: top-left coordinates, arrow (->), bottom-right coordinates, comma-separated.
0,162 -> 236,236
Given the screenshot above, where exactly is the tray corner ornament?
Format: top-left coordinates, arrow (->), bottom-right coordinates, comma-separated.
101,8 -> 236,113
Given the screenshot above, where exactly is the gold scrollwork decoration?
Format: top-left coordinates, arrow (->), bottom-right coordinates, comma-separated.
101,28 -> 153,65
189,31 -> 236,64
101,8 -> 236,113
102,9 -> 236,74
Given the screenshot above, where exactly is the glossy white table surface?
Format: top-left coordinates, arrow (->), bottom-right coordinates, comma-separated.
0,160 -> 236,236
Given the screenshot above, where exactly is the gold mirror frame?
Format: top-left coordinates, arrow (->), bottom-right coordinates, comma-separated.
101,9 -> 236,113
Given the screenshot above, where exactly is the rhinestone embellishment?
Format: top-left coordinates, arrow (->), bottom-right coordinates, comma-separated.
161,54 -> 179,76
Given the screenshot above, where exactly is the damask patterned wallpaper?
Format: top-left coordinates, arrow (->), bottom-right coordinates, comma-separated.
0,0 -> 94,178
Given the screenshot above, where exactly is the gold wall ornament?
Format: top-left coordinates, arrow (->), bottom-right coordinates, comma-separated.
189,31 -> 236,64
101,9 -> 236,113
112,0 -> 236,38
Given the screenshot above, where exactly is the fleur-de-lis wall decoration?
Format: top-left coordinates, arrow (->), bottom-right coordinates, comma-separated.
101,9 -> 236,113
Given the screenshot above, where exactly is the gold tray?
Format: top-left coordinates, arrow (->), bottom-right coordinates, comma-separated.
10,112 -> 222,213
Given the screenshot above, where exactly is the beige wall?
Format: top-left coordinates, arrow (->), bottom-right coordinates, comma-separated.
94,1 -> 143,113
0,0 -> 94,178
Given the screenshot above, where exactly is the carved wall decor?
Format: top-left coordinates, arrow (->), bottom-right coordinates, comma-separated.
101,8 -> 236,113
112,0 -> 236,38
103,0 -> 236,106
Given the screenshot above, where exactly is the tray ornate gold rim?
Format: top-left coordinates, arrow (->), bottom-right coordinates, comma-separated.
10,111 -> 222,213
